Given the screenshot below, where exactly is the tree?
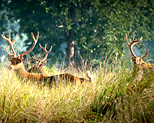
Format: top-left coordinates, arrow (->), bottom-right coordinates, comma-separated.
0,0 -> 17,59
3,0 -> 154,66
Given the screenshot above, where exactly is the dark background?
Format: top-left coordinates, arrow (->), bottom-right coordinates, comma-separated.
0,0 -> 154,67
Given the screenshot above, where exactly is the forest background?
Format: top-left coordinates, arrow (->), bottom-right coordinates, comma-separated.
0,0 -> 154,67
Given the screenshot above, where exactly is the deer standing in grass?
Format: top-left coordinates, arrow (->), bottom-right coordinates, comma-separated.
1,31 -> 92,86
27,43 -> 52,76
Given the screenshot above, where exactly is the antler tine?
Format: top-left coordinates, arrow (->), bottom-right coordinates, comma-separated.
48,45 -> 53,53
39,43 -> 53,53
132,32 -> 143,42
125,34 -> 130,46
8,30 -> 11,40
141,49 -> 149,59
33,43 -> 52,63
5,47 -> 14,56
41,45 -> 52,62
126,33 -> 143,58
132,32 -> 136,41
126,34 -> 137,58
32,56 -> 41,61
39,43 -> 47,52
44,43 -> 47,49
1,30 -> 17,56
31,31 -> 39,44
17,48 -> 20,57
126,32 -> 149,59
19,32 -> 39,58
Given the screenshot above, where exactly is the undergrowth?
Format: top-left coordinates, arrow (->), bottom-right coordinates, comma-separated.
0,60 -> 153,123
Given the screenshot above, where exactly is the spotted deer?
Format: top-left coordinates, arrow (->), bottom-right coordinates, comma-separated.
28,43 -> 52,76
125,32 -> 153,72
1,31 -> 92,85
126,32 -> 154,91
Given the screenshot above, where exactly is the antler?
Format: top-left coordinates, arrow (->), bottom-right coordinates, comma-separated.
125,32 -> 149,58
19,32 -> 39,58
32,43 -> 52,63
1,30 -> 17,56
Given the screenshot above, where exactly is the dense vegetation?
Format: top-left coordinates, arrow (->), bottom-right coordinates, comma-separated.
0,0 -> 153,122
0,0 -> 154,66
0,59 -> 153,122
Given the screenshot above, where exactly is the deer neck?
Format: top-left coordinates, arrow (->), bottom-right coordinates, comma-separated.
14,62 -> 29,78
132,57 -> 153,70
13,62 -> 43,80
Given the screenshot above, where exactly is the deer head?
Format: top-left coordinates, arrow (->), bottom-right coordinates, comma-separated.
126,32 -> 153,69
28,43 -> 52,74
1,30 -> 39,70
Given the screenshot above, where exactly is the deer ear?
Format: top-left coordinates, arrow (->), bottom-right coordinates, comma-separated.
40,61 -> 47,68
136,57 -> 140,64
8,55 -> 13,61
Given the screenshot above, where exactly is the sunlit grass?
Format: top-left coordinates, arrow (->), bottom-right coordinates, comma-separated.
0,66 -> 96,122
0,59 -> 153,122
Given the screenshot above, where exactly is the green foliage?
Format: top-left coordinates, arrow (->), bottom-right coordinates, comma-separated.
1,0 -> 154,65
89,67 -> 154,122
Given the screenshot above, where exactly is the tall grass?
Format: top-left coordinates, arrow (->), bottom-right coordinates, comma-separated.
0,59 -> 153,122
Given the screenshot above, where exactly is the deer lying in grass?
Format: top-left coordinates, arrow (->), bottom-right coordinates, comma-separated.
126,32 -> 154,91
125,32 -> 153,75
1,31 -> 92,86
27,43 -> 52,76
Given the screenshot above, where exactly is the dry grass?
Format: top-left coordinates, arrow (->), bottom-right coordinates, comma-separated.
0,66 -> 96,122
0,60 -> 153,122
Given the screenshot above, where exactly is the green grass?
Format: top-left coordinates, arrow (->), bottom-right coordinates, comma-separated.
0,61 -> 153,123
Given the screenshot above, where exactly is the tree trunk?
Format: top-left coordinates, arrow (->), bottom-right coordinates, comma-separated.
74,41 -> 78,62
67,39 -> 75,66
65,30 -> 79,66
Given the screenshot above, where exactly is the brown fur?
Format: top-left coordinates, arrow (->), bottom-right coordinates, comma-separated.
2,31 -> 92,86
9,58 -> 91,86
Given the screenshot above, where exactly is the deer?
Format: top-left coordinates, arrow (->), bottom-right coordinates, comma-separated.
27,43 -> 92,84
125,32 -> 153,70
1,31 -> 92,86
27,43 -> 52,76
126,32 -> 154,91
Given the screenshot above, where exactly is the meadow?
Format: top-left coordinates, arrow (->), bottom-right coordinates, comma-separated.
0,59 -> 153,123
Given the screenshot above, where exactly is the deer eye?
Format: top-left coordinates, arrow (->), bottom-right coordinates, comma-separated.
16,59 -> 21,64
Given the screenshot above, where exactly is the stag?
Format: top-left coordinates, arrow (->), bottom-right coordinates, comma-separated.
1,31 -> 92,86
125,32 -> 153,70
